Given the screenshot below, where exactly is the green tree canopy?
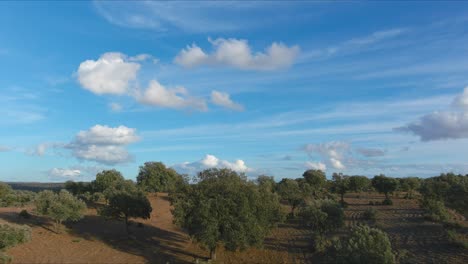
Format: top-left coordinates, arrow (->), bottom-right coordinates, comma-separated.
303,170 -> 326,196
35,190 -> 87,232
332,173 -> 350,204
398,177 -> 420,199
136,162 -> 185,193
171,168 -> 283,260
93,169 -> 125,193
256,175 -> 276,192
371,175 -> 398,199
333,225 -> 395,264
99,181 -> 152,234
348,176 -> 371,193
277,178 -> 305,215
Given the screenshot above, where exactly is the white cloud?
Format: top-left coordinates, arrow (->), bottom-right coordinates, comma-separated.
76,52 -> 208,112
109,102 -> 123,112
77,52 -> 140,95
93,2 -> 292,33
201,154 -> 219,167
0,146 -> 11,152
137,80 -> 207,111
396,87 -> 468,141
303,141 -> 350,170
48,168 -> 81,180
67,125 -> 139,165
175,38 -> 299,71
452,87 -> 468,109
330,158 -> 345,170
173,154 -> 252,175
29,143 -> 49,156
211,90 -> 244,111
75,125 -> 139,145
396,111 -> 468,141
305,161 -> 327,171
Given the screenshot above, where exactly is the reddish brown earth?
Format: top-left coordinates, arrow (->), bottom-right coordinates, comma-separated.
0,192 -> 466,263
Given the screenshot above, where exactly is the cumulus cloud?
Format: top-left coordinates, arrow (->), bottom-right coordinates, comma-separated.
356,147 -> 386,157
137,80 -> 207,111
67,125 -> 139,165
174,38 -> 299,71
77,52 -> 140,95
305,161 -> 327,171
303,141 -> 350,169
172,154 -> 252,175
396,87 -> 468,141
75,125 -> 139,145
48,168 -> 81,180
211,90 -> 244,111
76,52 -> 211,112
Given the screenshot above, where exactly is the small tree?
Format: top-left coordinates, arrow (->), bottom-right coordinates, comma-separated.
93,169 -> 125,193
348,176 -> 371,193
303,170 -> 326,196
332,173 -> 350,205
35,190 -> 87,233
372,175 -> 398,200
333,225 -> 395,264
172,168 -> 282,260
99,181 -> 152,235
399,177 -> 420,199
299,200 -> 344,236
257,175 -> 276,192
136,162 -> 185,193
277,178 -> 304,215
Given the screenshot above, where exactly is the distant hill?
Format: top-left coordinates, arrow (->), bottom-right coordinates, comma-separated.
6,182 -> 65,192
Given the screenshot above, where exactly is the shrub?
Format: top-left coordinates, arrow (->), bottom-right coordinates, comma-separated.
382,198 -> 393,205
447,230 -> 468,249
313,234 -> 332,253
18,210 -> 31,219
0,253 -> 12,264
368,201 -> 374,205
0,224 -> 31,250
333,225 -> 395,264
421,199 -> 450,222
299,200 -> 344,236
35,190 -> 87,232
363,208 -> 377,221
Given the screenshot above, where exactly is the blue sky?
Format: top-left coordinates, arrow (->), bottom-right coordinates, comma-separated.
1,1 -> 468,182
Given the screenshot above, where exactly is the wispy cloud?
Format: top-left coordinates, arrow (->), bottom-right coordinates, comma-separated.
93,1 -> 302,33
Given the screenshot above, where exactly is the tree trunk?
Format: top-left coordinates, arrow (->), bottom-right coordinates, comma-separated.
125,215 -> 129,235
291,205 -> 296,216
210,247 -> 217,261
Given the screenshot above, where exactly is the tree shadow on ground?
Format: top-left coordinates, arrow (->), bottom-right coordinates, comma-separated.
0,210 -> 205,264
65,215 -> 205,264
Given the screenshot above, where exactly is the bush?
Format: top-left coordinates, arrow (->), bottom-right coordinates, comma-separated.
382,198 -> 393,205
0,253 -> 12,264
421,199 -> 450,222
18,210 -> 31,219
368,201 -> 374,205
313,234 -> 332,253
447,230 -> 468,249
333,225 -> 395,264
0,224 -> 31,250
363,208 -> 377,221
299,200 -> 344,235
